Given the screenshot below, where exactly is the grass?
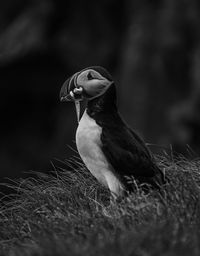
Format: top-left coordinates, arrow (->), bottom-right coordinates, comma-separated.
1,153 -> 200,255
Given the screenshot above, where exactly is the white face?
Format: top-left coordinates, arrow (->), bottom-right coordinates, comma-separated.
60,68 -> 113,122
75,69 -> 113,100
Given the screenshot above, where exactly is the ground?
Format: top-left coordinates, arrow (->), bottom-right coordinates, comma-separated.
0,153 -> 200,256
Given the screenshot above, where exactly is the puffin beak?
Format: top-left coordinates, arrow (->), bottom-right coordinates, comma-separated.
60,93 -> 73,102
60,73 -> 83,123
74,101 -> 81,123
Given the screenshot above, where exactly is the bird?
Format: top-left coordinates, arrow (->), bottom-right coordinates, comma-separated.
60,66 -> 165,197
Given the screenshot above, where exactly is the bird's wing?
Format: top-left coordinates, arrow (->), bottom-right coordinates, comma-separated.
128,127 -> 153,159
101,125 -> 158,178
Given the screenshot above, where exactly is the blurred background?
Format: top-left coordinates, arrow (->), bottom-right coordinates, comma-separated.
1,0 -> 200,192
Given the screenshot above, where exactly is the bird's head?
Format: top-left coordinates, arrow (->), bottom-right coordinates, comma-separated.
60,66 -> 113,102
60,66 -> 114,121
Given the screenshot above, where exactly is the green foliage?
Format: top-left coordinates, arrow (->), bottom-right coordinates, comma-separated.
1,155 -> 200,256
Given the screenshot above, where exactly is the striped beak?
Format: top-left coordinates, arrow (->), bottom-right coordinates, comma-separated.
60,73 -> 82,123
74,101 -> 81,123
60,73 -> 77,102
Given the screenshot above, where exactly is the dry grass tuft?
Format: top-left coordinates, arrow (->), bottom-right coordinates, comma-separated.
1,154 -> 200,255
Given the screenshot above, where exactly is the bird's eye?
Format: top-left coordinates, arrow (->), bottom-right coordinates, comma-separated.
87,72 -> 93,80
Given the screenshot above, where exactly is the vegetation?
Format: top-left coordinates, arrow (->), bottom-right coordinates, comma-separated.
1,154 -> 200,256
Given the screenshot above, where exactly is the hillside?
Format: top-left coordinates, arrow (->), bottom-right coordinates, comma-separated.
0,154 -> 200,256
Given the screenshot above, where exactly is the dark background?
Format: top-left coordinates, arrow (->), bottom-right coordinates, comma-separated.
1,0 -> 200,192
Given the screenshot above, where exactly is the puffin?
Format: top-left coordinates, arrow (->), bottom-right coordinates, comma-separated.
60,66 -> 165,197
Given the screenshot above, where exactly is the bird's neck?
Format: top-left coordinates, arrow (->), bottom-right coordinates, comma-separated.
86,83 -> 118,118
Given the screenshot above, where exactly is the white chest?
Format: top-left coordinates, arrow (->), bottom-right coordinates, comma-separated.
75,110 -> 124,196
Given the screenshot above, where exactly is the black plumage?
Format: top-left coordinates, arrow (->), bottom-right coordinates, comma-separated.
86,70 -> 165,191
60,66 -> 166,194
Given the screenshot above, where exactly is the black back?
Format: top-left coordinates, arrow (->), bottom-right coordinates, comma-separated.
87,83 -> 165,191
